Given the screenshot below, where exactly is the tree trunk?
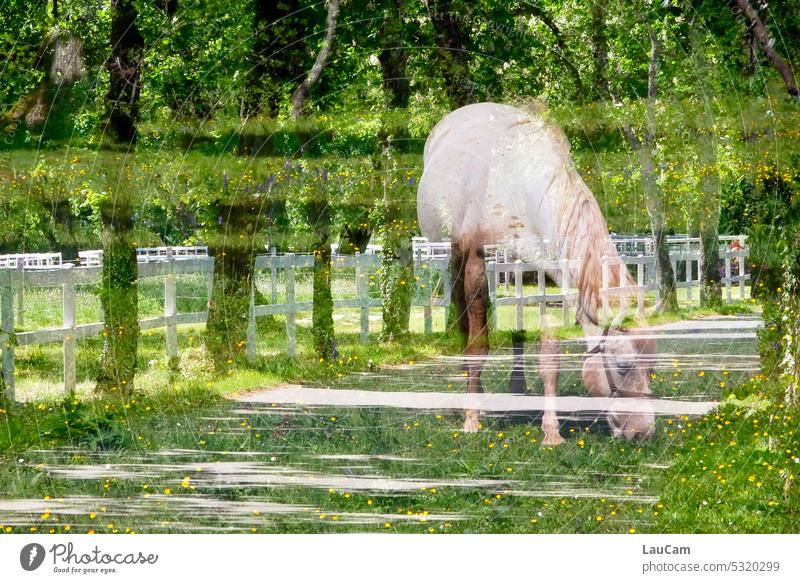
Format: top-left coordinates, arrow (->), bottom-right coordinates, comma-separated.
380,218 -> 413,340
697,131 -> 722,308
688,13 -> 722,307
624,124 -> 679,313
96,1 -> 143,394
379,0 -> 410,108
106,0 -> 144,145
379,156 -> 414,340
291,0 -> 340,119
428,0 -> 475,108
9,0 -> 85,133
730,0 -> 799,98
245,0 -> 306,117
96,158 -> 139,395
205,197 -> 261,368
591,1 -> 610,99
308,198 -> 335,358
619,20 -> 678,313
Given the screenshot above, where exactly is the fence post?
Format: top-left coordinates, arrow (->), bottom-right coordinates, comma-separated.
443,262 -> 451,330
285,253 -> 296,357
270,246 -> 278,304
164,251 -> 178,363
63,264 -> 76,393
686,257 -> 693,303
487,263 -> 497,330
670,257 -> 678,306
246,278 -> 257,363
1,271 -> 14,401
538,266 -> 546,326
651,256 -> 660,307
637,258 -> 645,315
738,248 -> 746,300
561,262 -> 570,326
601,256 -> 610,321
356,253 -> 369,343
725,254 -> 732,303
503,248 -> 509,293
514,263 -> 523,331
15,259 -> 24,327
619,263 -> 628,319
423,260 -> 432,335
205,263 -> 214,315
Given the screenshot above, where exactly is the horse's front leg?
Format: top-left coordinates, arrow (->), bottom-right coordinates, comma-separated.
539,335 -> 565,445
463,244 -> 489,432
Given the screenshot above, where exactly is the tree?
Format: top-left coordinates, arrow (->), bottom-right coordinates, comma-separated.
204,175 -> 267,367
245,0 -> 309,117
688,10 -> 722,308
591,1 -> 678,312
291,0 -> 340,118
618,9 -> 679,313
105,0 -> 143,144
95,161 -> 140,395
520,3 -> 585,102
427,0 -> 475,108
307,192 -> 335,358
378,147 -> 414,341
728,0 -> 799,98
591,0 -> 610,100
379,0 -> 411,108
5,0 -> 86,136
96,0 -> 144,394
283,163 -> 337,358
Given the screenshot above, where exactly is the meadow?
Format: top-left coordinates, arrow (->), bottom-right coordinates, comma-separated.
4,286 -> 795,535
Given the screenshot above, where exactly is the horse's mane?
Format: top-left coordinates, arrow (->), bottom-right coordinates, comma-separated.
538,120 -> 630,326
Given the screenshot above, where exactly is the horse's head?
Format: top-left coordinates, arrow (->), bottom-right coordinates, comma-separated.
581,329 -> 656,440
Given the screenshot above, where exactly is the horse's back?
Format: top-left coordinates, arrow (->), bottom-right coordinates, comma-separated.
417,102 -> 569,254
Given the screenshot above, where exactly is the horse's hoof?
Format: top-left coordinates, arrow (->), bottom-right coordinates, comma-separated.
463,412 -> 480,433
541,432 -> 565,446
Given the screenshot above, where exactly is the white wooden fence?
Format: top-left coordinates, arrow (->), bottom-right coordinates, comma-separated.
246,252 -> 450,358
0,254 -> 214,400
485,243 -> 749,331
1,237 -> 750,399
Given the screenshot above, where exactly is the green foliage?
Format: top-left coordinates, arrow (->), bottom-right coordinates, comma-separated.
657,391 -> 800,533
0,1 -> 48,114
41,398 -> 128,450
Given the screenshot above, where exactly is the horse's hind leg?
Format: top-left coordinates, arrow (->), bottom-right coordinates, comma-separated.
462,243 -> 489,432
539,333 -> 565,445
449,241 -> 470,340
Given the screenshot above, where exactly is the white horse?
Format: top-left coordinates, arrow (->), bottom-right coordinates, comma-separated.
417,102 -> 655,444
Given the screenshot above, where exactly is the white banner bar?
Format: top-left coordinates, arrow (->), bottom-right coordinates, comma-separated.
1,534 -> 798,582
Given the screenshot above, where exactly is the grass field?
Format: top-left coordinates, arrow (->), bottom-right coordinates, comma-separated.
2,285 -> 796,535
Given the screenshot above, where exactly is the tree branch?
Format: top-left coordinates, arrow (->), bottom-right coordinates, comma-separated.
291,0 -> 340,118
730,0 -> 798,97
520,3 -> 585,101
